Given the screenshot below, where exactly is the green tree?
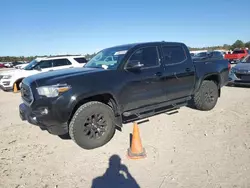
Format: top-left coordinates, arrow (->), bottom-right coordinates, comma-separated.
231,40 -> 245,49
245,41 -> 250,49
85,53 -> 97,60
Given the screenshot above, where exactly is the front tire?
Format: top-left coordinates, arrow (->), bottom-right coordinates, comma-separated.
69,101 -> 116,149
193,80 -> 219,111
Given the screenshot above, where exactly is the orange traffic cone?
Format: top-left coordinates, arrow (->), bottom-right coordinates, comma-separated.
13,83 -> 18,93
127,122 -> 146,159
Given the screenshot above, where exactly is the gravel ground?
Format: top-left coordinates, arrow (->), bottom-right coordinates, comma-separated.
0,86 -> 250,188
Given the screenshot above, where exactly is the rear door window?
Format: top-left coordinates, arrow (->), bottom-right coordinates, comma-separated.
162,46 -> 187,65
53,59 -> 72,67
74,57 -> 88,64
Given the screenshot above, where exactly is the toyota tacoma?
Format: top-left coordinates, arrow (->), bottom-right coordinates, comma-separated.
19,42 -> 230,149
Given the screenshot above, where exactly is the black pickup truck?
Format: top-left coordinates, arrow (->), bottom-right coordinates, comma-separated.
19,42 -> 230,149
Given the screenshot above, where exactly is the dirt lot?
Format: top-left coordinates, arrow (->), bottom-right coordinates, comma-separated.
0,86 -> 250,188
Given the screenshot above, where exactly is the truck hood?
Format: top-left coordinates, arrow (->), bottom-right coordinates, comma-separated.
234,63 -> 250,70
0,69 -> 22,76
0,69 -> 37,77
25,67 -> 105,84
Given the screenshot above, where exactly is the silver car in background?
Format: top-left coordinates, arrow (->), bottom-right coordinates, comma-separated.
229,55 -> 250,86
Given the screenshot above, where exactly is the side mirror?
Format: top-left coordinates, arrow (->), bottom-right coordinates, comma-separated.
126,60 -> 144,71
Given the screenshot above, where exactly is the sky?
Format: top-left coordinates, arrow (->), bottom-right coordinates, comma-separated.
0,0 -> 250,56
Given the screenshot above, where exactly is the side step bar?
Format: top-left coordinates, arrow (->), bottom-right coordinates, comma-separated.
122,102 -> 187,124
123,96 -> 191,117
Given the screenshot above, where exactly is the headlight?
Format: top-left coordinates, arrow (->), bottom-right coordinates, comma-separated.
37,84 -> 71,98
2,75 -> 12,79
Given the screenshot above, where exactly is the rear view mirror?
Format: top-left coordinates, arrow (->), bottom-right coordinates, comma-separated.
126,60 -> 144,71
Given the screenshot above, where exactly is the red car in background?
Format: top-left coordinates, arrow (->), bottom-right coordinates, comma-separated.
224,49 -> 248,64
0,63 -> 5,68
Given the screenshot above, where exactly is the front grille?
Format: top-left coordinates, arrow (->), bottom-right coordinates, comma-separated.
21,83 -> 34,105
235,73 -> 250,81
3,81 -> 10,86
235,73 -> 243,79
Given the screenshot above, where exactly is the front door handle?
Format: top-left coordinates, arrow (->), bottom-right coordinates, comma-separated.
186,68 -> 191,72
155,72 -> 162,77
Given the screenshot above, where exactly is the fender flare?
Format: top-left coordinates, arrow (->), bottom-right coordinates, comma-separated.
195,73 -> 221,93
68,91 -> 122,120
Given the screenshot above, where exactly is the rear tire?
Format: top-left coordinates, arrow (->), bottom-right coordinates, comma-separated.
193,80 -> 219,111
69,101 -> 116,149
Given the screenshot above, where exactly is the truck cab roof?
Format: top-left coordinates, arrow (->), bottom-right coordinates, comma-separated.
105,41 -> 186,50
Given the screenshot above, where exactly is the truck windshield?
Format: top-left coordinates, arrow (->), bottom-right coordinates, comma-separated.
84,46 -> 131,70
242,55 -> 250,63
23,59 -> 39,70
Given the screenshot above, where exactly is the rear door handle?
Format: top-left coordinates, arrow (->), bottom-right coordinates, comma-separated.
186,68 -> 191,72
155,72 -> 162,77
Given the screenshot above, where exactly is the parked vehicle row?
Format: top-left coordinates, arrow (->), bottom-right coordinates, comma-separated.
191,48 -> 249,65
224,49 -> 249,64
0,61 -> 28,69
4,61 -> 27,68
190,50 -> 227,58
0,55 -> 87,91
0,63 -> 5,68
192,50 -> 225,60
15,63 -> 29,69
18,41 -> 230,149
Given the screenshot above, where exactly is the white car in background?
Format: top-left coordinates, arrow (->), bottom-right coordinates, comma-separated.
190,50 -> 207,57
4,62 -> 13,68
14,63 -> 29,69
0,55 -> 87,91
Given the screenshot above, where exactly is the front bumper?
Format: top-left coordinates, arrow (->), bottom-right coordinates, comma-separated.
0,79 -> 13,91
0,84 -> 13,91
19,103 -> 68,135
228,80 -> 250,86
